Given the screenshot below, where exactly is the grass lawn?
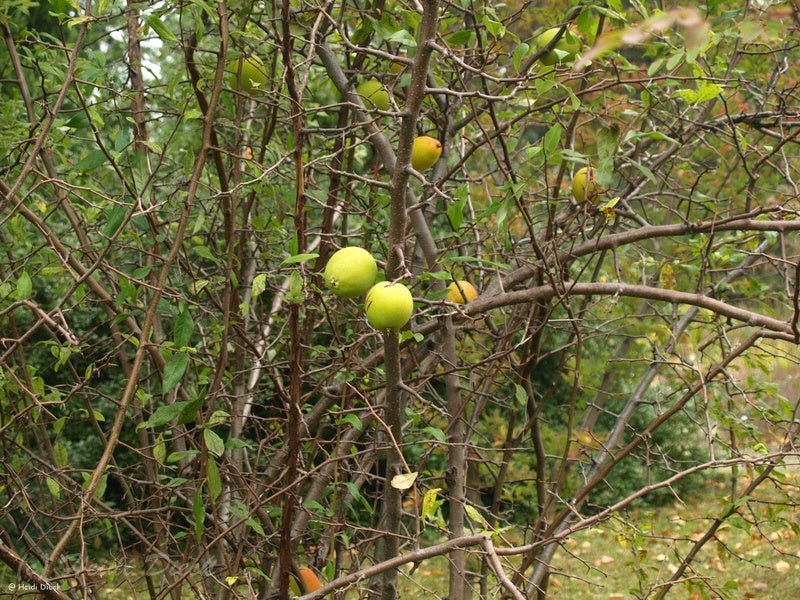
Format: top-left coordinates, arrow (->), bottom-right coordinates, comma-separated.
396,482 -> 800,599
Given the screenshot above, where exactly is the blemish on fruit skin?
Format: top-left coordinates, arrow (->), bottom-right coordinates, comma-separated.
324,247 -> 377,299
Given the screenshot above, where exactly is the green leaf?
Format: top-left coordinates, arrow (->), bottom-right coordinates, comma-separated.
543,123 -> 562,156
623,130 -> 678,145
67,14 -> 91,28
422,426 -> 445,442
675,82 -> 723,105
53,441 -> 68,467
483,15 -> 505,38
131,265 -> 153,279
49,0 -> 76,17
204,428 -> 225,458
576,8 -> 598,40
647,58 -> 664,77
145,14 -> 177,43
592,5 -> 626,21
338,413 -> 363,431
446,30 -> 474,46
447,196 -> 467,232
15,271 -> 32,301
666,50 -> 684,71
225,438 -> 251,450
286,270 -> 304,304
46,476 -> 60,499
513,42 -> 529,72
246,517 -> 265,536
177,393 -> 205,425
187,0 -> 215,16
514,384 -> 527,406
303,499 -> 327,513
167,450 -> 199,463
597,125 -> 620,187
280,252 -> 319,266
629,159 -> 656,183
153,434 -> 166,465
607,0 -> 624,13
138,400 -> 191,429
207,410 -> 229,427
251,273 -> 267,299
54,416 -> 67,434
162,353 -> 189,394
173,308 -> 194,348
193,484 -> 205,541
399,331 -> 424,344
102,205 -> 128,237
345,481 -> 372,512
194,245 -> 218,262
695,82 -> 723,103
207,457 -> 222,501
93,472 -> 107,500
388,29 -> 417,47
74,149 -> 107,172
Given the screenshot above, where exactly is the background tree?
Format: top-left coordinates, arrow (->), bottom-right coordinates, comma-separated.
1,1 -> 800,599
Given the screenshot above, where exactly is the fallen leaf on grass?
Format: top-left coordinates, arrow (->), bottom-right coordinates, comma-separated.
593,555 -> 615,566
667,563 -> 679,574
710,556 -> 726,572
774,559 -> 790,573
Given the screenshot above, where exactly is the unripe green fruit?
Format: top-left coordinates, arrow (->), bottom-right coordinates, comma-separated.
324,247 -> 378,298
537,28 -> 582,66
572,166 -> 599,204
228,55 -> 268,95
365,281 -> 414,330
356,79 -> 391,111
411,136 -> 443,171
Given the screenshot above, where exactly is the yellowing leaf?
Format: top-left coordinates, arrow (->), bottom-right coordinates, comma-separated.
422,488 -> 443,521
599,196 -> 619,220
391,471 -> 418,490
465,505 -> 489,529
660,263 -> 676,290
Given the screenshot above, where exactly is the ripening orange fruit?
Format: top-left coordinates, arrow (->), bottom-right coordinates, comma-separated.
447,280 -> 478,304
411,136 -> 443,171
298,567 -> 322,592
